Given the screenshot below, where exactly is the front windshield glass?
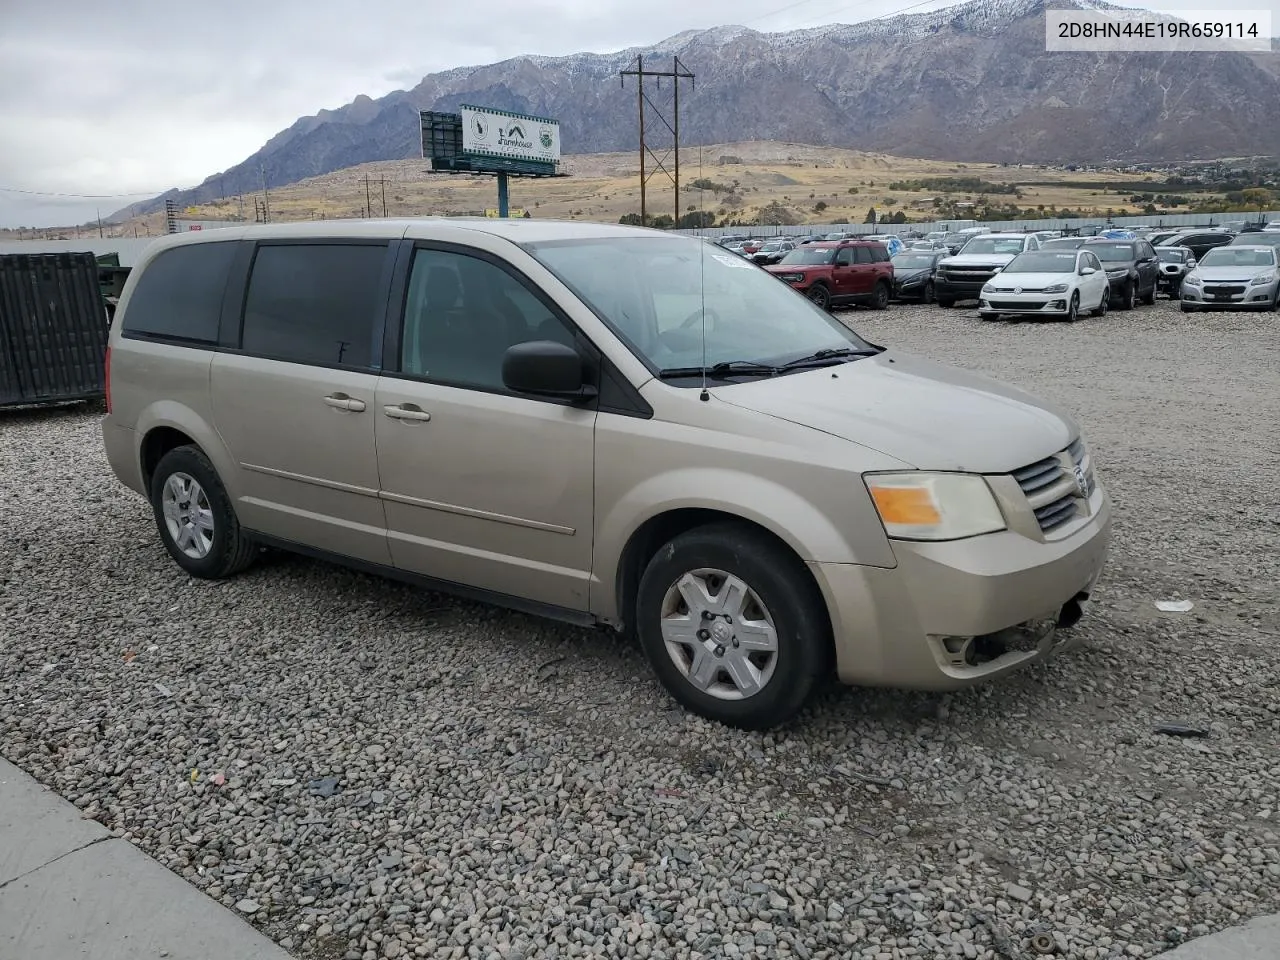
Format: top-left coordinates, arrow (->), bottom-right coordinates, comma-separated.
1042,238 -> 1085,249
1231,233 -> 1280,248
1001,251 -> 1080,274
892,254 -> 935,269
1156,248 -> 1186,263
959,237 -> 1028,255
524,236 -> 873,375
1199,247 -> 1276,268
779,247 -> 836,265
1088,243 -> 1137,262
760,241 -> 785,251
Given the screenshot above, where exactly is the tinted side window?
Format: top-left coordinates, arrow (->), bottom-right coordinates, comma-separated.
401,248 -> 577,392
240,243 -> 387,369
869,245 -> 890,263
835,248 -> 854,266
854,247 -> 874,264
122,241 -> 236,344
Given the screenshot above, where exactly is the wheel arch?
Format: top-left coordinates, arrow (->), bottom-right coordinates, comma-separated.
134,402 -> 238,499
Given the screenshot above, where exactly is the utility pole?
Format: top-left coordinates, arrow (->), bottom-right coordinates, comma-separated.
97,209 -> 103,238
359,173 -> 392,217
621,55 -> 695,229
259,164 -> 270,223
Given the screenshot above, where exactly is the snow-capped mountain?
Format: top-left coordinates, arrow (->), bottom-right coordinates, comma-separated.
119,0 -> 1280,216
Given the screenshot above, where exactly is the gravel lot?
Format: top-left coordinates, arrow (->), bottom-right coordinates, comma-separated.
2,298 -> 1278,960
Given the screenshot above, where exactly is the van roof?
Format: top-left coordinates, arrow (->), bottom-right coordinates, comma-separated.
139,217 -> 674,254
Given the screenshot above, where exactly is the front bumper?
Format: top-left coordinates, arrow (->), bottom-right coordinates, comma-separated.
1181,282 -> 1276,308
978,292 -> 1072,315
892,279 -> 931,300
934,278 -> 988,300
811,485 -> 1112,690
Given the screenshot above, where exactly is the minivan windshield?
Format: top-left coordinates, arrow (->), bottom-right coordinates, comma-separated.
959,237 -> 1028,255
524,236 -> 875,377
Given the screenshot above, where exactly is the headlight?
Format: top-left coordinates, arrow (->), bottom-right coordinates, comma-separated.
778,273 -> 805,283
1106,268 -> 1127,277
864,473 -> 1006,541
1042,283 -> 1068,294
1250,272 -> 1276,285
1183,273 -> 1201,287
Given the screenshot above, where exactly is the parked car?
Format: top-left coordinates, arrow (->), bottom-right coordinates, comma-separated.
941,233 -> 969,254
934,234 -> 1042,307
1041,237 -> 1088,250
717,235 -> 750,248
977,248 -> 1109,322
890,250 -> 945,302
741,239 -> 765,256
1180,245 -> 1280,312
766,240 -> 894,310
798,235 -> 828,245
1144,231 -> 1180,247
1154,246 -> 1197,298
751,239 -> 796,265
1229,231 -> 1280,252
103,220 -> 1110,729
1081,238 -> 1160,309
1158,230 -> 1236,261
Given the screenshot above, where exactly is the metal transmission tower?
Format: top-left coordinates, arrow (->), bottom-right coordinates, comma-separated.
619,56 -> 695,228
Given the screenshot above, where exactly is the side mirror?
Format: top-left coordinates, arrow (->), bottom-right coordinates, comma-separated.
1080,266 -> 1097,275
501,341 -> 596,402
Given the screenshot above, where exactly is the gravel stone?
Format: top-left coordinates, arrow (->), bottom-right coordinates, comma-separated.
2,301 -> 1278,960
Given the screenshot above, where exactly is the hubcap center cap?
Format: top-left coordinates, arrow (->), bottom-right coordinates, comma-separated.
710,621 -> 733,644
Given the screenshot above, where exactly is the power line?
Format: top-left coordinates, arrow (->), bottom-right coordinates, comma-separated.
0,185 -> 166,199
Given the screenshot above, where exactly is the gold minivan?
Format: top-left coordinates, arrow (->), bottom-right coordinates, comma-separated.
102,220 -> 1111,729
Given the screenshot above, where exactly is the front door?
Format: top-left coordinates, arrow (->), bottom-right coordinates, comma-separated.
375,245 -> 597,610
210,240 -> 394,564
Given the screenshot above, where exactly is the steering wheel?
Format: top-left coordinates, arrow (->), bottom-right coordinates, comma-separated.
678,306 -> 721,331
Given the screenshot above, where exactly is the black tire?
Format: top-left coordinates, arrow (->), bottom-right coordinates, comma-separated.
807,283 -> 831,311
635,523 -> 830,730
1120,280 -> 1137,310
1091,288 -> 1109,317
870,281 -> 890,310
978,311 -> 1000,321
149,445 -> 257,579
923,281 -> 935,304
936,298 -> 955,308
1066,292 -> 1079,322
1141,278 -> 1157,305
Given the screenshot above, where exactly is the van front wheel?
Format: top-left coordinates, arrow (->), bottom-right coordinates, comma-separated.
636,523 -> 830,729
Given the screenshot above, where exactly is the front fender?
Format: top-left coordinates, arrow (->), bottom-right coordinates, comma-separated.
591,466 -> 896,622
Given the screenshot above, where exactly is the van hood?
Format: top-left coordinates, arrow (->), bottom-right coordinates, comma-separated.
712,351 -> 1075,472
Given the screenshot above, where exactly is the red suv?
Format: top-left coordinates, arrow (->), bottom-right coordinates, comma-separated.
764,240 -> 893,310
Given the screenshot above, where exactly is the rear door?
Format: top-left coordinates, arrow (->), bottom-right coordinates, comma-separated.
374,243 -> 597,610
1135,240 -> 1159,295
210,239 -> 395,564
850,245 -> 877,294
831,246 -> 857,299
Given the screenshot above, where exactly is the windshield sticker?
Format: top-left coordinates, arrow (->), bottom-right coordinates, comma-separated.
712,254 -> 757,270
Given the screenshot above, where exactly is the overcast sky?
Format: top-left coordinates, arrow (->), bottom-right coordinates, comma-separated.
1,0 -> 1275,228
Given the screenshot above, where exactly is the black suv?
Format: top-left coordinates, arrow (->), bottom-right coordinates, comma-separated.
1083,237 -> 1160,309
1159,231 -> 1236,261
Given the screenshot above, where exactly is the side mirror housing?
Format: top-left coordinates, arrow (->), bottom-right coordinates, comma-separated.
1080,266 -> 1097,275
501,341 -> 596,402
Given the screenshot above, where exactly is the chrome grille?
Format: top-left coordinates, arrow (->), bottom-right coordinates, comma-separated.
1013,438 -> 1095,534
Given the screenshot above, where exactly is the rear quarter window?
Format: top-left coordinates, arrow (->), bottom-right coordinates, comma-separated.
120,241 -> 237,344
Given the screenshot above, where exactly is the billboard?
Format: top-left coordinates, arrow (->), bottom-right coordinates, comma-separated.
461,106 -> 560,165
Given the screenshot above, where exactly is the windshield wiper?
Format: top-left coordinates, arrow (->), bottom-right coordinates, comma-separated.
776,346 -> 881,370
656,360 -> 780,380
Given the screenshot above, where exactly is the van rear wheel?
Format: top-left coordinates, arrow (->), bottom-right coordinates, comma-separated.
149,445 -> 257,579
636,523 -> 829,729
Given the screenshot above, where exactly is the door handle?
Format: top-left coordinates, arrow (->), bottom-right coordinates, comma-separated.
323,393 -> 366,412
383,404 -> 431,422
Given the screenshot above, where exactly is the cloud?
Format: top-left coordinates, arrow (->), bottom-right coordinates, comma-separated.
2,0 -> 1275,227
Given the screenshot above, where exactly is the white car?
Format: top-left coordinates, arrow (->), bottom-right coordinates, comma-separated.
978,248 -> 1110,322
1180,245 -> 1280,312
